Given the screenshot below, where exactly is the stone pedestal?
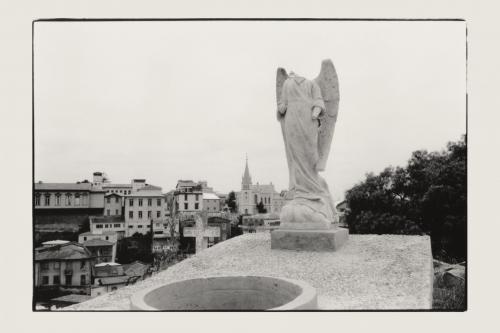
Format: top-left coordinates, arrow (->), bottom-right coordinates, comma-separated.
271,227 -> 349,251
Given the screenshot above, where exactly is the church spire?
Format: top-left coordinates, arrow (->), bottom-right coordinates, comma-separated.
242,154 -> 252,190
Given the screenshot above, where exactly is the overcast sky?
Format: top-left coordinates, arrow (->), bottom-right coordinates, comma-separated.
34,20 -> 466,200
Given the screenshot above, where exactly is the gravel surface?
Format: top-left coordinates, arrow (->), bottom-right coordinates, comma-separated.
66,233 -> 432,310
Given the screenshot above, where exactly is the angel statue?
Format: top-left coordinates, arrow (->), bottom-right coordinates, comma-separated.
276,59 -> 340,230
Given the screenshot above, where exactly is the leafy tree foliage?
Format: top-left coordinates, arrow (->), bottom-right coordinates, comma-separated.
345,135 -> 466,262
256,200 -> 267,214
227,191 -> 237,212
116,232 -> 153,264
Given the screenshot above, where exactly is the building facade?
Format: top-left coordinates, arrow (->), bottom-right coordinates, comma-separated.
124,185 -> 166,236
203,192 -> 221,213
34,182 -> 106,233
34,242 -> 93,292
174,180 -> 203,213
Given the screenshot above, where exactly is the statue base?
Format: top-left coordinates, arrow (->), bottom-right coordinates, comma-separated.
271,227 -> 349,251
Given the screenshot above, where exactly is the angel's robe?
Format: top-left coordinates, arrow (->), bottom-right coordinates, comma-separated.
278,75 -> 336,224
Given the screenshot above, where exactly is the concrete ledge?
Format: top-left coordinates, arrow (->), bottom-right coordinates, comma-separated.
271,227 -> 349,251
66,233 -> 433,310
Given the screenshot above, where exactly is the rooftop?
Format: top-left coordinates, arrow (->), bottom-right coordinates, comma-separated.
35,183 -> 92,191
95,262 -> 121,267
42,240 -> 69,246
103,184 -> 132,188
36,242 -> 93,261
202,192 -> 220,200
79,230 -> 118,237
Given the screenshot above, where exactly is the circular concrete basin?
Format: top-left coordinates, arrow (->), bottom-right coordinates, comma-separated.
130,276 -> 317,310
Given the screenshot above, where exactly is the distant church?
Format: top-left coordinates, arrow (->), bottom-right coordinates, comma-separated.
236,157 -> 285,215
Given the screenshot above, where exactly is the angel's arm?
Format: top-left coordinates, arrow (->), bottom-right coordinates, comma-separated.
311,81 -> 325,115
277,82 -> 288,117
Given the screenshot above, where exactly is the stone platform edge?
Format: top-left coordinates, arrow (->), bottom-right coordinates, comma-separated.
271,227 -> 349,251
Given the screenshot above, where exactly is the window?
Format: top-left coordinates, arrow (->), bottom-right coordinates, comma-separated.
105,236 -> 109,240
105,224 -> 109,228
54,261 -> 60,269
157,199 -> 161,206
107,197 -> 111,203
184,194 -> 188,201
138,211 -> 143,219
115,209 -> 119,215
41,262 -> 49,271
115,197 -> 119,203
55,194 -> 61,206
148,211 -> 152,218
139,199 -> 143,206
184,203 -> 188,210
106,209 -> 110,216
148,198 -> 152,206
138,225 -> 143,228
80,275 -> 86,285
155,223 -> 160,227
157,211 -> 161,218
128,190 -> 131,194
129,211 -> 133,219
80,261 -> 86,269
35,194 -> 41,206
195,203 -> 199,210
114,223 -> 121,228
44,194 -> 50,206
96,224 -> 103,229
75,194 -> 80,206
65,193 -> 72,206
53,275 -> 60,284
42,276 -> 49,285
83,236 -> 87,241
65,275 -> 72,286
129,199 -> 134,206
119,190 -> 122,193
128,225 -> 133,228
195,194 -> 199,201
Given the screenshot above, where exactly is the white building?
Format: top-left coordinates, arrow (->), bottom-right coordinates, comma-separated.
174,180 -> 203,213
124,185 -> 166,237
203,192 -> 221,213
236,157 -> 285,215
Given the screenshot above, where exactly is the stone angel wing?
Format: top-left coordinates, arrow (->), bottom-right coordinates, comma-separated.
314,59 -> 340,172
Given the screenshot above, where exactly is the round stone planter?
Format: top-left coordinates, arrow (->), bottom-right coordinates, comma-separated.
130,275 -> 317,310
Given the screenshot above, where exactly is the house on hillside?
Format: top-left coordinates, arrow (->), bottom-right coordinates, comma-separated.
34,242 -> 94,302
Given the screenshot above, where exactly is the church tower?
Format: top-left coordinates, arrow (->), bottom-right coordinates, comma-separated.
241,155 -> 252,190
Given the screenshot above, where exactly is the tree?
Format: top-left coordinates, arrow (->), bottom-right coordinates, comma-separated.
345,135 -> 466,262
226,191 -> 237,213
256,200 -> 267,214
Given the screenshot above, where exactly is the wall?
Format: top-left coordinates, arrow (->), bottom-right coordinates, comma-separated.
203,199 -> 220,213
176,192 -> 202,212
125,196 -> 165,236
35,259 -> 92,288
104,196 -> 122,216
